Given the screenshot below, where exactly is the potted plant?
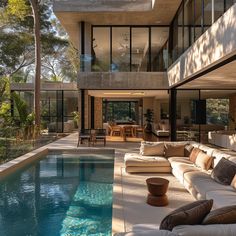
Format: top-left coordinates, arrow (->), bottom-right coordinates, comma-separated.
144,109 -> 154,133
71,111 -> 80,128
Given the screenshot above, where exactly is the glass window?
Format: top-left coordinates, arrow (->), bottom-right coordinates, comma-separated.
112,27 -> 130,72
176,90 -> 200,142
151,27 -> 169,71
203,0 -> 213,32
195,0 -> 203,40
178,4 -> 183,57
225,0 -> 236,11
92,27 -> 110,72
103,101 -> 138,123
214,0 -> 224,21
131,28 -> 149,72
184,0 -> 195,49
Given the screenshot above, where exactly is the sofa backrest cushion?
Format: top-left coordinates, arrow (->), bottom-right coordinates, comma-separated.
211,150 -> 231,168
195,151 -> 213,171
140,142 -> 164,156
184,144 -> 194,157
211,158 -> 236,185
159,199 -> 213,231
189,147 -> 201,163
202,205 -> 236,224
164,144 -> 185,158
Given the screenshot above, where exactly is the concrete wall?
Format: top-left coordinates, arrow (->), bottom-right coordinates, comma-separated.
78,72 -> 168,90
168,4 -> 236,87
94,97 -> 103,128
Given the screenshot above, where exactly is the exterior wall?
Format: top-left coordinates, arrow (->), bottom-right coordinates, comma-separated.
94,97 -> 103,128
78,72 -> 168,90
229,94 -> 236,130
168,4 -> 236,87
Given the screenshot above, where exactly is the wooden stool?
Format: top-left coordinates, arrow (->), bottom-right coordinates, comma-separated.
146,177 -> 169,207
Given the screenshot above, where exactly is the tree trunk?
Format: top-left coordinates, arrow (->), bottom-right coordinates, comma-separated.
29,0 -> 41,128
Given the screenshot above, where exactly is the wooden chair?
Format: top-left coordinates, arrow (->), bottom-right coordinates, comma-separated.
94,129 -> 106,146
109,125 -> 122,137
77,129 -> 91,147
135,126 -> 144,138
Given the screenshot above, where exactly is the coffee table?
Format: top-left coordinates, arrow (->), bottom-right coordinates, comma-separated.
146,177 -> 169,206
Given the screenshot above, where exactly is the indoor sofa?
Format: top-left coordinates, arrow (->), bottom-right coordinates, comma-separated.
121,141 -> 236,236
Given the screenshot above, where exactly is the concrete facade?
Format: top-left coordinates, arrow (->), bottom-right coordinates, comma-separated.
78,72 -> 168,90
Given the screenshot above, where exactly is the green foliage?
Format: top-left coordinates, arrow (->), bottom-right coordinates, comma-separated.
7,0 -> 30,20
11,92 -> 28,125
206,99 -> 229,125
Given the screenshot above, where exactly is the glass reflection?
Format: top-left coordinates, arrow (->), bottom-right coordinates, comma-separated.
131,28 -> 149,72
92,27 -> 110,72
151,27 -> 169,71
112,27 -> 130,72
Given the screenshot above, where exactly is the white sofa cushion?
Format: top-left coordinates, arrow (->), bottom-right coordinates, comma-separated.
173,224 -> 236,236
206,189 -> 236,208
124,153 -> 170,167
184,171 -> 233,200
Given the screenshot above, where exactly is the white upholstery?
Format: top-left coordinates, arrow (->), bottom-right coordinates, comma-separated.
173,224 -> 236,236
206,189 -> 236,208
123,141 -> 236,235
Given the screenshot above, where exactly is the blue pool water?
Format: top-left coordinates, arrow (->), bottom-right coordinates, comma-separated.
0,153 -> 114,236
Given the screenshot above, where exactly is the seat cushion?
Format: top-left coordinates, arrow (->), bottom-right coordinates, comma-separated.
206,189 -> 236,208
126,166 -> 172,173
184,171 -> 233,200
173,224 -> 236,236
124,153 -> 170,167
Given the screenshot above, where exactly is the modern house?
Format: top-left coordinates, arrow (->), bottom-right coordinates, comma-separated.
53,0 -> 236,143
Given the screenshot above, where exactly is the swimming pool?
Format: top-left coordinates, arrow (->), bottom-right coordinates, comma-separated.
0,152 -> 114,236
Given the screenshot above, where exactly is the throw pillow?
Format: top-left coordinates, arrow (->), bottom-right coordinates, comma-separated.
189,147 -> 201,163
159,199 -> 213,231
231,174 -> 236,189
202,205 -> 236,224
195,151 -> 213,171
184,144 -> 194,157
140,142 -> 164,156
211,158 -> 236,185
164,144 -> 185,158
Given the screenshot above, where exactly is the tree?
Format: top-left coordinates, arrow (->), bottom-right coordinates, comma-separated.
28,0 -> 41,127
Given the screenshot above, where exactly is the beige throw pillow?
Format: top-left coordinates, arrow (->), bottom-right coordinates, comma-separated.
195,151 -> 213,171
231,174 -> 236,189
164,144 -> 185,158
189,147 -> 201,163
140,142 -> 164,156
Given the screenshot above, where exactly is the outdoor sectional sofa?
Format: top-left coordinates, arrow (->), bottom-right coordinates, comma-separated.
119,141 -> 236,236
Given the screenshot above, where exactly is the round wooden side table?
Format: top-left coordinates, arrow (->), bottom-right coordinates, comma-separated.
146,177 -> 169,207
